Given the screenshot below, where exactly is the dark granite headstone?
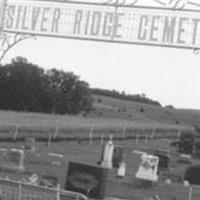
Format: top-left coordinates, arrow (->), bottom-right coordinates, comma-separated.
112,145 -> 123,168
154,152 -> 170,169
65,162 -> 108,199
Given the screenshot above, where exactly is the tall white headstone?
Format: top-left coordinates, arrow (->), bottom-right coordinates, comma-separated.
101,136 -> 114,169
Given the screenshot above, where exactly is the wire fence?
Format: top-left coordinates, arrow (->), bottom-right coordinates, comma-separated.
0,178 -> 87,200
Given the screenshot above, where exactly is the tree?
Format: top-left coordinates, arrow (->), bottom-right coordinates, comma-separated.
46,69 -> 93,114
0,57 -> 53,112
0,57 -> 93,114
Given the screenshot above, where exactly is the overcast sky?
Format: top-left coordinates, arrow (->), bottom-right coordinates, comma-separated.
2,0 -> 200,109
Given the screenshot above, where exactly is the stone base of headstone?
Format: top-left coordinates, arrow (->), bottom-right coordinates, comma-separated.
135,179 -> 157,189
102,161 -> 112,169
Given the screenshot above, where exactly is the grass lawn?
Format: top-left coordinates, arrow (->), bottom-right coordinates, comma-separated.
0,138 -> 200,200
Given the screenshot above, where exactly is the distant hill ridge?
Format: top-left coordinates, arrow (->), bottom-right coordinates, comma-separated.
91,88 -> 161,107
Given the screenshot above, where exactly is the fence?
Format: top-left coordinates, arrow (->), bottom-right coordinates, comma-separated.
0,178 -> 87,200
0,123 -> 192,142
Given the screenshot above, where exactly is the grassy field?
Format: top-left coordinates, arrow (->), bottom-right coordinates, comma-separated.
0,95 -> 200,199
1,94 -> 199,141
0,138 -> 200,200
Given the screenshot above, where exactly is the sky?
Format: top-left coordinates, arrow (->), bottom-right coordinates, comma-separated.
1,0 -> 200,109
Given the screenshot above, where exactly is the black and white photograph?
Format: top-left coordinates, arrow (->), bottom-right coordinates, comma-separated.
0,0 -> 200,200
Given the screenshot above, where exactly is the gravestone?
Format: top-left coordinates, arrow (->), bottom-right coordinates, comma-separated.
65,162 -> 108,199
179,132 -> 195,155
136,154 -> 159,182
116,162 -> 126,178
112,145 -> 123,168
24,137 -> 36,153
0,148 -> 25,172
158,139 -> 171,153
154,150 -> 170,170
101,138 -> 114,169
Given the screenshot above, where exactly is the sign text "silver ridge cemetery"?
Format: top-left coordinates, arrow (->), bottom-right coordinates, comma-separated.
2,0 -> 200,49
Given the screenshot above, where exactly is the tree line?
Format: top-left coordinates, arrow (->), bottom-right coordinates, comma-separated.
91,88 -> 161,106
0,57 -> 93,114
0,57 -> 162,115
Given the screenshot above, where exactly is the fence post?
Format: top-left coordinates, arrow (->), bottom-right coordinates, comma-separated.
54,126 -> 59,140
100,134 -> 104,146
151,126 -> 156,139
145,135 -> 148,144
177,128 -> 181,141
135,135 -> 139,144
122,125 -> 127,139
13,124 -> 20,141
18,182 -> 22,200
48,135 -> 52,147
188,186 -> 193,200
56,184 -> 60,200
89,126 -> 93,146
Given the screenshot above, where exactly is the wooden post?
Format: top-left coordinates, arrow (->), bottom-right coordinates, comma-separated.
100,134 -> 104,146
135,135 -> 139,144
18,182 -> 22,200
89,126 -> 93,146
122,125 -> 127,139
56,184 -> 60,200
53,126 -> 59,140
151,126 -> 156,139
188,186 -> 193,200
177,128 -> 181,141
48,135 -> 52,147
13,124 -> 20,141
145,135 -> 148,144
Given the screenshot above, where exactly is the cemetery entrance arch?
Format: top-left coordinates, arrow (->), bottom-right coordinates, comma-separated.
0,0 -> 200,62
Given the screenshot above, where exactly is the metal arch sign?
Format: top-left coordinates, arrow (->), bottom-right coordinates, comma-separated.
0,0 -> 200,50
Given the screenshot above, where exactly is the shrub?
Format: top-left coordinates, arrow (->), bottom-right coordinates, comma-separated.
184,165 -> 200,184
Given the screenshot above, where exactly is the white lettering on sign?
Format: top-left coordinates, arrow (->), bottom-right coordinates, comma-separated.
1,0 -> 200,49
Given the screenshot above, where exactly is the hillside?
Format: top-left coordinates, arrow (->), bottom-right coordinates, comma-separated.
0,94 -> 199,141
91,94 -> 200,127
